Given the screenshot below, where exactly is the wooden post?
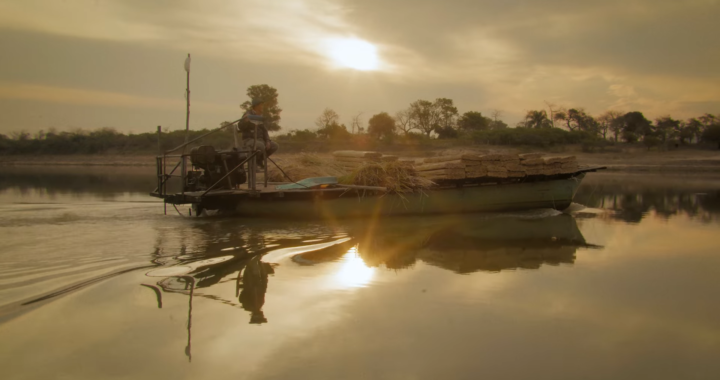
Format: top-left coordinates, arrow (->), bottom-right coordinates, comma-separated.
182,54 -> 191,195
251,124 -> 258,191
232,122 -> 239,150
156,126 -> 162,193
264,149 -> 268,188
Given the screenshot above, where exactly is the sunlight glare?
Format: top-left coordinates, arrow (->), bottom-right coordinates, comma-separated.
334,247 -> 375,288
327,38 -> 379,71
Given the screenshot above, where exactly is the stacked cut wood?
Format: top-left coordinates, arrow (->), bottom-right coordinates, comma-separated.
520,153 -> 578,175
415,154 -> 481,180
519,153 -> 546,175
332,151 -> 398,170
414,153 -> 527,180
476,153 -> 523,178
544,156 -> 579,174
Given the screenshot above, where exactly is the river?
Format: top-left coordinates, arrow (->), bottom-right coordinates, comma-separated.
0,166 -> 719,380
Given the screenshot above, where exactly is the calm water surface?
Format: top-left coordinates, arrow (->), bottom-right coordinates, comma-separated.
1,166 -> 719,380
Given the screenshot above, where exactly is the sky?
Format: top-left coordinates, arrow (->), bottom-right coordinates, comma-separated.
0,0 -> 718,135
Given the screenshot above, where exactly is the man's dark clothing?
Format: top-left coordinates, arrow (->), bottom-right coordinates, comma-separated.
237,110 -> 271,143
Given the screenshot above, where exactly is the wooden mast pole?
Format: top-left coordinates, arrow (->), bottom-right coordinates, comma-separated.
182,54 -> 191,195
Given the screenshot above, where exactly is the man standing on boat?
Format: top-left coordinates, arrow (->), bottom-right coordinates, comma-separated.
237,98 -> 279,167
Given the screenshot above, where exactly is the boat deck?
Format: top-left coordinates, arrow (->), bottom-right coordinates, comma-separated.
153,166 -> 606,206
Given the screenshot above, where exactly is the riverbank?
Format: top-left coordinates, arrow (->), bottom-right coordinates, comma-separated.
1,148 -> 719,173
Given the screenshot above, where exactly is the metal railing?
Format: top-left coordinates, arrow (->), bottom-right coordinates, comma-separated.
154,121 -> 268,212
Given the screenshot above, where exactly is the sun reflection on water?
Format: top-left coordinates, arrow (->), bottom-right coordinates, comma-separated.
334,246 -> 375,288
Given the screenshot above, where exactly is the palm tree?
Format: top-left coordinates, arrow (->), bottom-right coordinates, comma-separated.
524,110 -> 552,129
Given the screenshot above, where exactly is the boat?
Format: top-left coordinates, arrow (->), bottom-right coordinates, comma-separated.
150,123 -> 605,217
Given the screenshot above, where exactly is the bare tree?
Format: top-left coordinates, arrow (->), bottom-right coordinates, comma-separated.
394,109 -> 414,135
545,101 -> 561,129
351,112 -> 363,134
491,109 -> 503,122
315,108 -> 339,129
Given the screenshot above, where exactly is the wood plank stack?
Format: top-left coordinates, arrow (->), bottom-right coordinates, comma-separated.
519,154 -> 579,175
520,154 -> 545,175
332,151 -> 397,170
478,153 -> 522,178
415,155 -> 480,180
545,156 -> 579,174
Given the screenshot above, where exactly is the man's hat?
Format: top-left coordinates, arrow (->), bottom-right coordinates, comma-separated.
251,98 -> 265,107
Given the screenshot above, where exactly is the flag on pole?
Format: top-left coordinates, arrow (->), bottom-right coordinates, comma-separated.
184,54 -> 191,73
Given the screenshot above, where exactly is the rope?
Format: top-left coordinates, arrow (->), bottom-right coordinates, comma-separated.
266,156 -> 310,188
172,204 -> 187,217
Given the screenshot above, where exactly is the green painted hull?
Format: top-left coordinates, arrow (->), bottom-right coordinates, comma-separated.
222,174 -> 585,218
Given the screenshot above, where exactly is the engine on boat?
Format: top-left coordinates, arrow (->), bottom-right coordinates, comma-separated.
185,145 -> 247,192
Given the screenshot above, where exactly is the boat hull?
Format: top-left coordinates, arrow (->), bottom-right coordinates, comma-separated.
215,174 -> 585,218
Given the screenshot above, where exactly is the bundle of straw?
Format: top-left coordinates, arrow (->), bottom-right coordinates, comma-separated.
339,162 -> 434,193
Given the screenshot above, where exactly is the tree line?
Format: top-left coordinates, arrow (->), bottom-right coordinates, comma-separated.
519,106 -> 719,147
280,97 -> 720,149
2,83 -> 720,154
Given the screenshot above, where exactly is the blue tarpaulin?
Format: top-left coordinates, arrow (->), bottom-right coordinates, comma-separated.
275,177 -> 338,190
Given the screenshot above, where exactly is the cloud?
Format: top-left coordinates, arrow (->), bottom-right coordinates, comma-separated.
0,82 -> 225,111
0,0 -> 360,68
0,0 -> 718,132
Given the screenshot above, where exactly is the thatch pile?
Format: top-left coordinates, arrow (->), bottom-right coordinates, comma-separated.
339,162 -> 434,192
332,150 -> 398,171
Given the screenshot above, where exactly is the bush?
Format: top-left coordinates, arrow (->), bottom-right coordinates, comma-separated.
471,127 -> 590,147
702,124 -> 720,149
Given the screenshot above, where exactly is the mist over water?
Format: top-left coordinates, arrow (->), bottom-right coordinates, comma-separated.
0,167 -> 719,379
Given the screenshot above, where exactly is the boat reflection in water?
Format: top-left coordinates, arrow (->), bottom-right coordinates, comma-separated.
297,212 -> 596,273
141,212 -> 599,360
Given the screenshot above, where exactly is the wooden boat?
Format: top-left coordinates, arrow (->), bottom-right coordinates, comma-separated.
150,122 -> 605,217
156,167 -> 605,218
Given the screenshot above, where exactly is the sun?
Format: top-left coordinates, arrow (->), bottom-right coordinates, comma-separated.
327,38 -> 379,71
